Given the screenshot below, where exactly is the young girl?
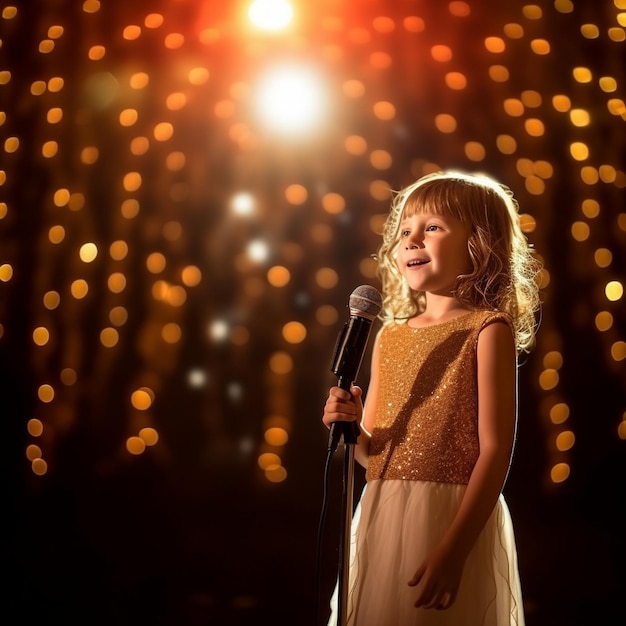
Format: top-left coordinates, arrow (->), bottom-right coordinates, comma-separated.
322,171 -> 541,625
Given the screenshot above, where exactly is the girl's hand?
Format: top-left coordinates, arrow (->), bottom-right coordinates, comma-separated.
322,385 -> 363,430
408,540 -> 465,611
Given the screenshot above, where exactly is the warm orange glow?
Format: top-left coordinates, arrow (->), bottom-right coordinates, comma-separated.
322,193 -> 345,214
268,352 -> 293,375
550,403 -> 570,425
284,184 -> 308,204
551,463 -> 570,483
1,0 -> 623,578
267,265 -> 291,287
282,321 -> 306,344
315,267 -> 339,289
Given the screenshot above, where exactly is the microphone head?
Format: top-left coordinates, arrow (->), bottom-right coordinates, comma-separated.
349,284 -> 382,319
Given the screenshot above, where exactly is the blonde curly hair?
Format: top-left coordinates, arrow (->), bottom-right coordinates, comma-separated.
376,171 -> 542,353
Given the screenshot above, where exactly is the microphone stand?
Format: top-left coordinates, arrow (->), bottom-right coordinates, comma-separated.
328,301 -> 378,626
330,417 -> 359,626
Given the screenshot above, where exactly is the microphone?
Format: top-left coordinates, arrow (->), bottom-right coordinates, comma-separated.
328,285 -> 382,451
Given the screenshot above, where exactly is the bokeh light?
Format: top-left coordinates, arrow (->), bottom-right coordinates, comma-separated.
248,0 -> 294,31
2,2 -> 625,623
254,64 -> 328,135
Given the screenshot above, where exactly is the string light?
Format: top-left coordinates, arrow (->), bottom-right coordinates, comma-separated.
0,2 -> 623,499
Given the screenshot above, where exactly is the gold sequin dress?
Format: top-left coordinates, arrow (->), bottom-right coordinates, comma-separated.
328,311 -> 525,626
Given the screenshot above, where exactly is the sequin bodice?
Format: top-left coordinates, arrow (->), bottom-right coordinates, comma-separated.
365,310 -> 511,485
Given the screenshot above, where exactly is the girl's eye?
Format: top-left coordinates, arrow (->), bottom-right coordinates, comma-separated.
401,229 -> 410,237
425,224 -> 440,232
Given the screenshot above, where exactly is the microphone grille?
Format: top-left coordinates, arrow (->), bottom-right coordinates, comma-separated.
349,284 -> 383,318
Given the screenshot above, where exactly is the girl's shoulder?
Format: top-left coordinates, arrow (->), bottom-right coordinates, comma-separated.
476,309 -> 514,332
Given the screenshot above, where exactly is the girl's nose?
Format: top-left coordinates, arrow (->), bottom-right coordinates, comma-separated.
406,239 -> 423,250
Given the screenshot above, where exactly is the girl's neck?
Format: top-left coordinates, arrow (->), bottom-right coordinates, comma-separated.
416,294 -> 471,325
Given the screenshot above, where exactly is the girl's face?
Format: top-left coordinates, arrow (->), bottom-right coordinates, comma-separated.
395,211 -> 472,297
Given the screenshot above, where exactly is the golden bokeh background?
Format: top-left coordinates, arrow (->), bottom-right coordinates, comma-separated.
2,1 -> 625,624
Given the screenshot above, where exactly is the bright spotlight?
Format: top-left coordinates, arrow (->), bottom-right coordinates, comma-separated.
248,0 -> 293,31
255,65 -> 327,136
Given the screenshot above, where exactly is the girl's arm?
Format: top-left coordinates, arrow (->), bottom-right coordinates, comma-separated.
322,328 -> 382,469
409,320 -> 518,609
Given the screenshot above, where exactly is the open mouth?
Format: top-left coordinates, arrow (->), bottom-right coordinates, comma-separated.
407,259 -> 428,267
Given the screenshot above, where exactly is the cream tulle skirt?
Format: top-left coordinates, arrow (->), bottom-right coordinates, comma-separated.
328,479 -> 524,626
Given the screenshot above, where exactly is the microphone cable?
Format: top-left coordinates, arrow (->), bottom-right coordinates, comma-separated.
315,443 -> 335,626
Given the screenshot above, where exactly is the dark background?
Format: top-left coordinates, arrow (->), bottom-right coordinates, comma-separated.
2,1 -> 625,624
